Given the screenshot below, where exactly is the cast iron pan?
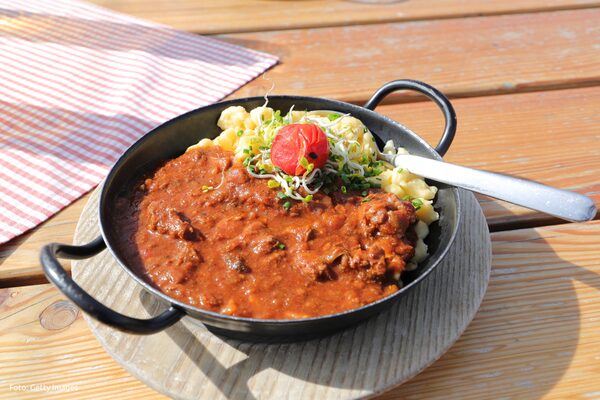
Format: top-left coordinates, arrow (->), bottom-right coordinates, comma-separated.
41,79 -> 460,341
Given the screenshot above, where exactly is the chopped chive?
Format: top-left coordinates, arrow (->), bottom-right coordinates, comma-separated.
243,148 -> 250,154
283,201 -> 292,210
361,191 -> 368,197
237,129 -> 244,137
327,113 -> 341,121
276,192 -> 288,199
341,186 -> 347,194
303,194 -> 313,203
361,197 -> 371,203
411,198 -> 424,210
267,179 -> 280,188
276,242 -> 286,250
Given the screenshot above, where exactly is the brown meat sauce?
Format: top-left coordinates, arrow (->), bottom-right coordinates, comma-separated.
113,146 -> 418,319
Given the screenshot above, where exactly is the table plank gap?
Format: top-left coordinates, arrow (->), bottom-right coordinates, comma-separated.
89,0 -> 600,35
488,213 -> 600,233
342,81 -> 600,107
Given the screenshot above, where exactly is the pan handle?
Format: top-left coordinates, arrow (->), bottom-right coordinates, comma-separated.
40,236 -> 185,334
364,79 -> 457,157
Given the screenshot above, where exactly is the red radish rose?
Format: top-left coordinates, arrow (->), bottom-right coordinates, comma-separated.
270,124 -> 329,176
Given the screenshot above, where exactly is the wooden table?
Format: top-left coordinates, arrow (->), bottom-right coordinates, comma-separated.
2,1 -> 600,398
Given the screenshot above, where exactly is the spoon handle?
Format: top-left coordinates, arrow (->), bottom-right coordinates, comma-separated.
392,155 -> 597,222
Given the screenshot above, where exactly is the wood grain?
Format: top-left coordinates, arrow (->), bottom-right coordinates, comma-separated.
222,9 -> 600,104
1,87 -> 598,287
0,193 -> 91,288
2,221 -> 599,399
89,0 -> 600,34
386,221 -> 600,399
0,284 -> 159,400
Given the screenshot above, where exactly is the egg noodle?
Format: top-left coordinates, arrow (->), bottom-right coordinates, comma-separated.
188,106 -> 439,269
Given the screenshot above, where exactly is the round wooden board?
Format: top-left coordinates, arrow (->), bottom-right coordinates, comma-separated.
72,187 -> 491,400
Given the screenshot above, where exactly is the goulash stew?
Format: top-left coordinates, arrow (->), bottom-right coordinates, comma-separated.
112,107 -> 438,319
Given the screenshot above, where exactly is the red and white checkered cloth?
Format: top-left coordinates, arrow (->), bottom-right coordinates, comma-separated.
0,0 -> 278,244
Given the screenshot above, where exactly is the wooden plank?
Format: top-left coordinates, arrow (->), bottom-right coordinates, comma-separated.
386,221 -> 600,399
222,9 -> 600,104
1,87 -> 598,287
0,284 -> 161,399
1,221 -> 599,399
0,193 -> 91,288
89,0 -> 600,34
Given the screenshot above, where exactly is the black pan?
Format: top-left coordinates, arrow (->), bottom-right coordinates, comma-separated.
41,79 -> 460,341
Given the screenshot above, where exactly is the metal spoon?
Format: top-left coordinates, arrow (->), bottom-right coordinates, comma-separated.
377,151 -> 597,222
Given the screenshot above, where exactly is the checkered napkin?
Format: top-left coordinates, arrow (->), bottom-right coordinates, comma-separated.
0,0 -> 278,244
